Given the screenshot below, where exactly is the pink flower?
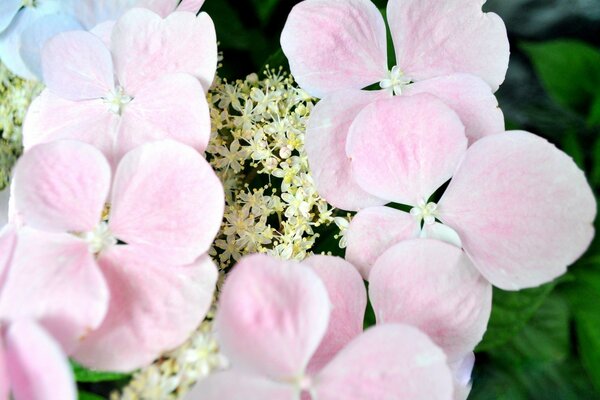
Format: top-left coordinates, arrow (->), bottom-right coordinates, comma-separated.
23,8 -> 217,166
281,0 -> 510,210
186,253 -> 458,400
343,95 -> 596,290
10,139 -> 224,371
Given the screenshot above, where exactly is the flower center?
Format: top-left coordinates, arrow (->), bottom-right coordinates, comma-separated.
103,86 -> 132,115
410,200 -> 438,225
82,222 -> 117,254
379,66 -> 412,96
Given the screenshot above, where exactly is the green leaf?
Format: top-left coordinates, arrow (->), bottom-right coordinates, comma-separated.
587,94 -> 600,127
71,361 -> 131,383
476,282 -> 555,351
561,129 -> 585,169
78,391 -> 105,400
251,0 -> 279,25
261,49 -> 289,73
521,40 -> 600,114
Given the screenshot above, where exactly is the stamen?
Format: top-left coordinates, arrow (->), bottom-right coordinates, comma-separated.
103,86 -> 132,115
379,66 -> 412,96
410,199 -> 439,225
82,222 -> 117,254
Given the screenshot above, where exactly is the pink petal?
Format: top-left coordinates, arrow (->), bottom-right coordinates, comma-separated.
116,73 -> 211,161
112,9 -> 217,93
0,229 -> 109,353
0,226 -> 16,286
71,0 -> 178,29
388,0 -> 510,91
280,0 -> 388,98
5,320 -> 77,400
74,247 -> 217,372
346,94 -> 468,205
185,371 -> 296,400
369,239 -> 492,362
90,21 -> 115,47
450,353 -> 475,400
12,140 -> 111,233
305,89 -> 388,211
315,324 -> 454,400
109,140 -> 224,265
215,254 -> 330,380
42,31 -> 114,101
23,91 -> 119,165
302,255 -> 367,374
439,131 -> 597,290
404,74 -> 505,144
345,206 -> 420,279
177,0 -> 205,13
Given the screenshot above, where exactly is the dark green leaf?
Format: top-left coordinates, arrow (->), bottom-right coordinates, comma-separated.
71,361 -> 131,383
521,40 -> 600,114
251,0 -> 280,25
78,391 -> 105,400
561,130 -> 585,169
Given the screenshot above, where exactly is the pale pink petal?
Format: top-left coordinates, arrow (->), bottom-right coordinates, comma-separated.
5,320 -> 76,400
305,89 -> 388,211
450,353 -> 474,400
345,206 -> 420,279
421,222 -> 463,248
404,74 -> 505,143
71,0 -> 179,29
0,226 -> 16,286
90,21 -> 115,47
346,94 -> 467,205
0,229 -> 109,353
112,9 -> 217,93
42,31 -> 114,101
215,254 -> 330,380
74,247 -> 217,372
12,140 -> 111,233
109,140 -> 224,265
177,0 -> 205,13
280,0 -> 388,98
303,255 -> 367,374
116,73 -> 211,160
0,337 -> 8,400
23,91 -> 119,165
315,324 -> 454,400
439,131 -> 596,290
369,239 -> 492,362
388,0 -> 510,91
185,371 -> 296,400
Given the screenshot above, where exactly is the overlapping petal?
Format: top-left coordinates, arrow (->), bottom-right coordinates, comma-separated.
177,0 -> 206,13
304,89 -> 387,211
74,247 -> 217,372
439,131 -> 596,290
12,140 -> 111,233
111,9 -> 217,93
186,371 -> 297,400
346,94 -> 467,206
215,253 -> 330,380
69,0 -> 179,29
0,189 -> 8,227
388,0 -> 509,91
0,0 -> 21,33
4,320 -> 76,400
314,324 -> 454,400
41,30 -> 114,101
0,227 -> 16,286
280,0 -> 388,98
303,255 -> 367,373
109,140 -> 224,265
369,239 -> 492,362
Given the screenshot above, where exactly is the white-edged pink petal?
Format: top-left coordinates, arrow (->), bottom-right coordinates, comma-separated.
185,371 -> 296,400
439,131 -> 597,290
305,89 -> 388,211
23,91 -> 119,165
303,255 -> 367,374
346,94 -> 467,206
116,73 -> 211,160
112,9 -> 217,93
369,239 -> 492,362
74,247 -> 217,372
215,254 -> 330,380
280,0 -> 388,98
42,30 -> 114,101
5,320 -> 76,400
346,206 -> 420,279
388,0 -> 510,91
404,74 -> 505,143
109,140 -> 224,265
0,229 -> 109,353
314,324 -> 454,400
12,140 -> 111,233
177,0 -> 205,13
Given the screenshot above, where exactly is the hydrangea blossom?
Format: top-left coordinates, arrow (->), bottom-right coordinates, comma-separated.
22,8 -> 216,166
343,95 -> 596,290
10,139 -> 224,371
0,0 -> 207,79
281,0 -> 510,210
185,253 -> 472,399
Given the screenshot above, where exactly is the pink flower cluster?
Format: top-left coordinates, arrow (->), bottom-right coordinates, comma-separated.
1,3 -> 223,399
